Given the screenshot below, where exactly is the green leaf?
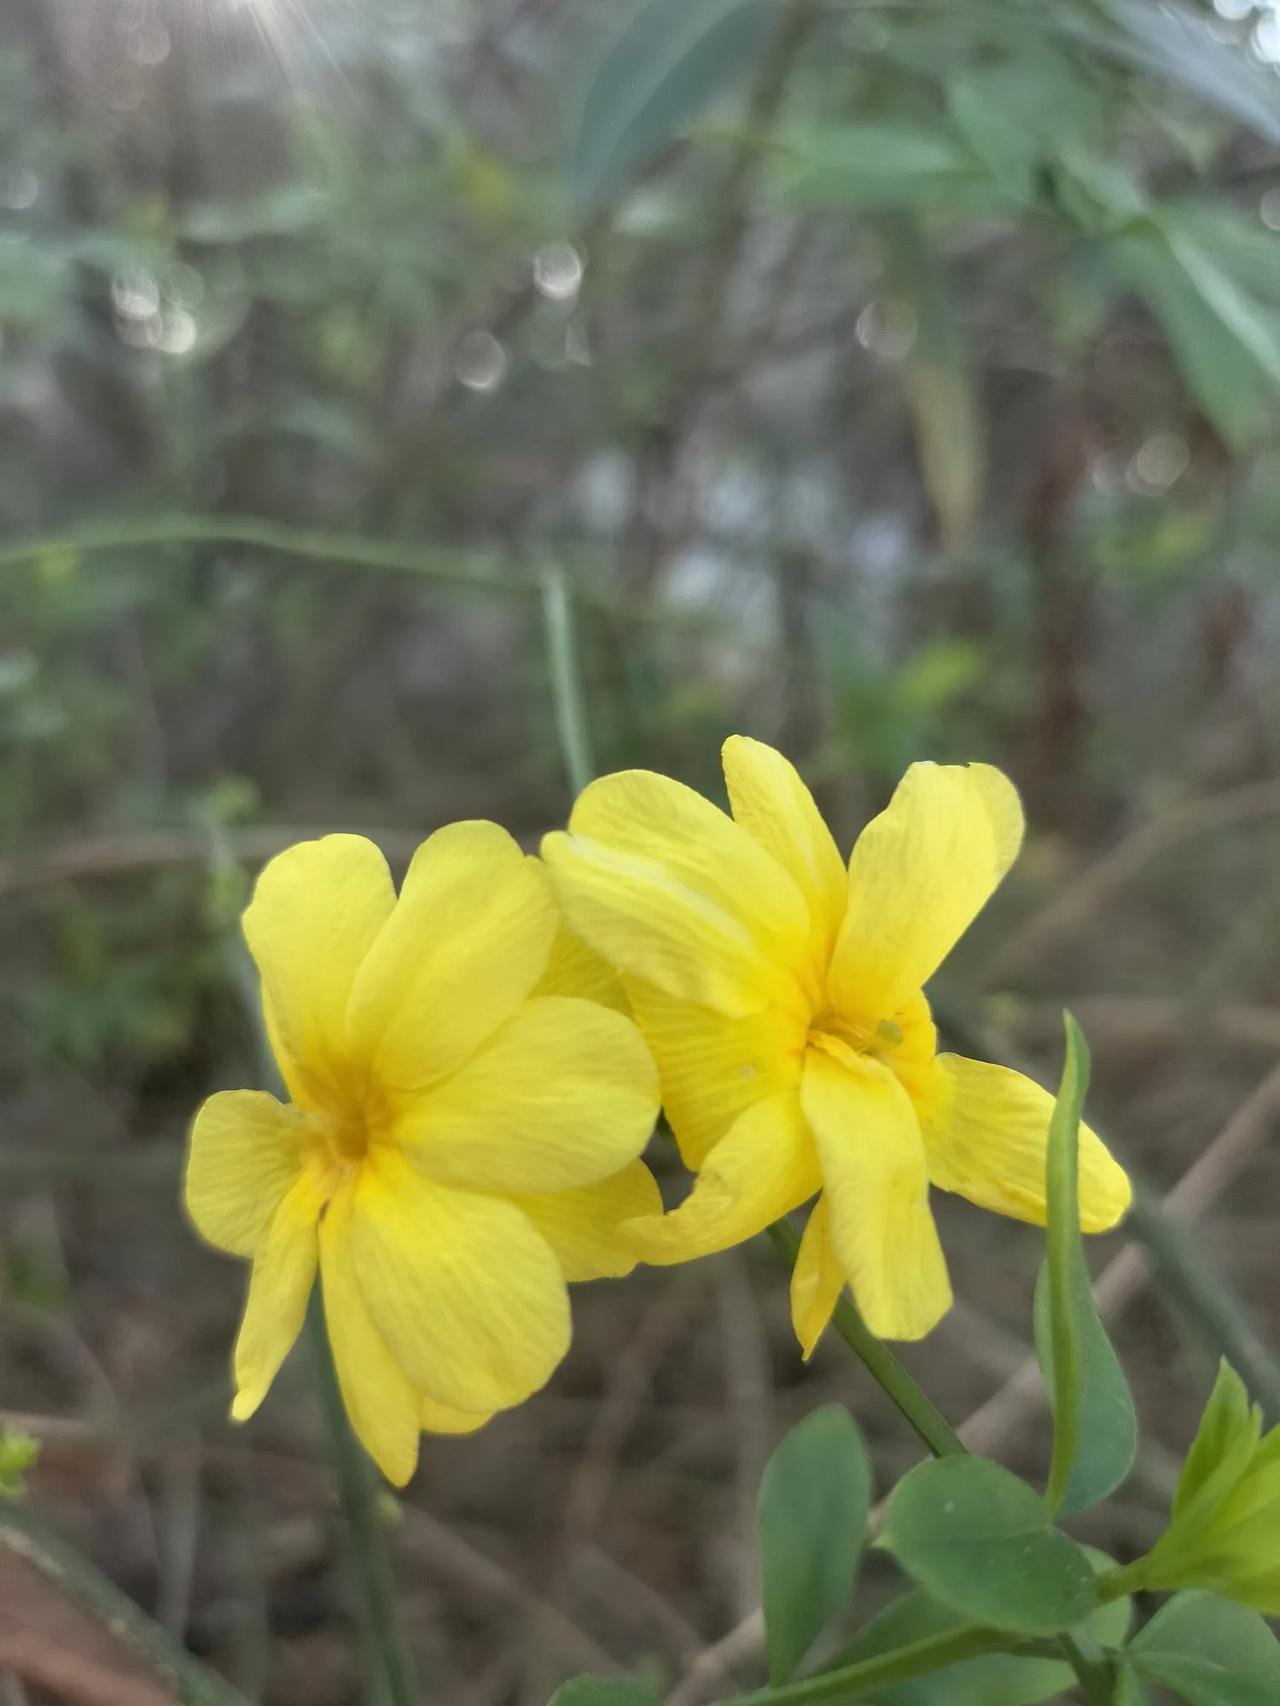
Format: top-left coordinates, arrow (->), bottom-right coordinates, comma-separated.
758,1403 -> 872,1683
1171,1362 -> 1261,1528
567,0 -> 772,210
834,1552 -> 1131,1705
777,124 -> 995,212
878,1457 -> 1098,1636
1037,1014 -> 1136,1518
547,1682 -> 662,1706
1129,1591 -> 1280,1706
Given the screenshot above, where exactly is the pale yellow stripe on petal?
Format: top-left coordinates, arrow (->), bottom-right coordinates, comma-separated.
347,822 -> 557,1091
231,1170 -> 323,1421
347,1148 -> 570,1415
625,1091 -> 819,1266
789,1194 -> 845,1360
515,1161 -> 662,1281
722,736 -> 847,962
420,1395 -> 494,1436
242,836 -> 395,1097
626,977 -> 804,1170
400,997 -> 657,1195
542,831 -> 787,1017
801,1048 -> 951,1342
920,1054 -> 1131,1233
185,1089 -> 307,1257
829,762 -> 1024,1021
320,1187 -> 422,1486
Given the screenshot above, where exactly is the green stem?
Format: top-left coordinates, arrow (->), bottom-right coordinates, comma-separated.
0,1501 -> 251,1706
766,1221 -> 964,1458
539,565 -> 596,797
0,515 -> 682,627
766,1219 -> 1113,1703
307,1305 -> 419,1706
712,1624 -> 1009,1705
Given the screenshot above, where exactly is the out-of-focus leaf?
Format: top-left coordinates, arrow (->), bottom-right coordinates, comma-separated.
947,60 -> 1106,203
878,1457 -> 1098,1635
1087,0 -> 1280,147
777,124 -> 996,212
758,1404 -> 871,1683
1037,1014 -> 1137,1518
567,0 -> 773,210
835,1551 -> 1131,1705
1117,226 -> 1280,448
547,1681 -> 662,1706
1129,1590 -> 1280,1705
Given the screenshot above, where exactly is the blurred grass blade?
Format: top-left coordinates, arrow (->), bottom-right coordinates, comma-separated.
568,0 -> 773,210
881,217 -> 983,551
758,1403 -> 872,1683
1038,1014 -> 1137,1518
1116,229 -> 1280,449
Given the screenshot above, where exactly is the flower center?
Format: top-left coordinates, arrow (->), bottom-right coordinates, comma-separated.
808,1006 -> 904,1061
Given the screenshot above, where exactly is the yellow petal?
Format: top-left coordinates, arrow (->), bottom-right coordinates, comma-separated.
626,976 -> 805,1169
347,1147 -> 570,1414
722,736 -> 847,960
919,1054 -> 1131,1232
828,763 -> 1024,1020
243,836 -> 395,1103
543,767 -> 811,1018
185,1090 -> 306,1257
231,1170 -> 323,1421
800,1047 -> 951,1341
320,1185 -> 422,1486
515,1161 -> 663,1281
420,1395 -> 494,1436
790,1194 -> 845,1360
401,997 -> 657,1194
533,911 -> 631,1015
346,821 -> 556,1092
625,1092 -> 820,1266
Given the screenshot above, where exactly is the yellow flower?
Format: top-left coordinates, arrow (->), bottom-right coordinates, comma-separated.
542,738 -> 1130,1349
185,826 -> 660,1484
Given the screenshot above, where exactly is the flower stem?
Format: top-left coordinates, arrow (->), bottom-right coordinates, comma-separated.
307,1304 -> 419,1706
710,1623 -> 1008,1704
765,1220 -> 964,1458
766,1217 -> 1115,1704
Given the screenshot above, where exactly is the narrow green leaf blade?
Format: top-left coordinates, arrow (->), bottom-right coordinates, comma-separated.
1039,1014 -> 1137,1517
548,1681 -> 662,1706
878,1457 -> 1098,1636
1130,1590 -> 1280,1706
568,0 -> 772,210
758,1403 -> 872,1683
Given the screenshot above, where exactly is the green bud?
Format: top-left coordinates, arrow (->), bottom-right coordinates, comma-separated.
0,1429 -> 39,1500
1117,1362 -> 1280,1612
